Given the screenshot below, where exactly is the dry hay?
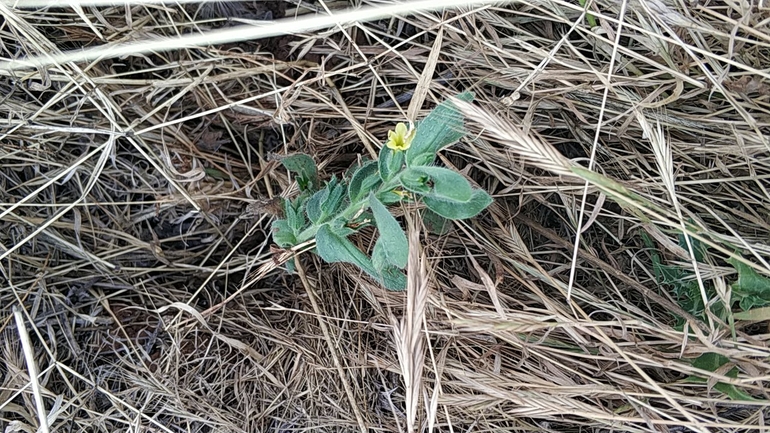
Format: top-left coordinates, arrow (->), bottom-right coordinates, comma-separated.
1,0 -> 770,432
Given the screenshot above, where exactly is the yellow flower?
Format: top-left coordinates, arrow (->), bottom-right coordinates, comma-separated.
386,122 -> 415,152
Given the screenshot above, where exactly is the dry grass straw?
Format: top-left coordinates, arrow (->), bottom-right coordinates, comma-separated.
2,0 -> 770,431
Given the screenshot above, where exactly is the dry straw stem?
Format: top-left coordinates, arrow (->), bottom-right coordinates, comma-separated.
2,0 -> 770,432
391,216 -> 430,433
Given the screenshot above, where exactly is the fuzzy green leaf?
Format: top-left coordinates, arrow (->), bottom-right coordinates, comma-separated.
379,145 -> 405,182
321,176 -> 348,217
349,160 -> 381,203
316,225 -> 406,290
404,166 -> 473,202
405,92 -> 473,167
372,241 -> 387,273
377,190 -> 404,205
369,194 -> 408,269
306,187 -> 329,224
399,169 -> 431,195
280,153 -> 318,192
271,219 -> 296,248
285,200 -> 305,232
423,189 -> 492,220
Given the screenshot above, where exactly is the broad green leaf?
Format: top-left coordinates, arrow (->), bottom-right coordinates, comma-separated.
405,92 -> 474,167
280,153 -> 318,192
315,225 -> 406,290
399,169 -> 431,195
349,160 -> 381,203
422,209 -> 451,235
728,257 -> 770,311
423,189 -> 493,220
328,218 -> 357,238
404,166 -> 473,202
271,219 -> 296,248
369,194 -> 408,269
379,145 -> 405,182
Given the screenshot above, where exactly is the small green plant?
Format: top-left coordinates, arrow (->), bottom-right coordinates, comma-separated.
270,92 -> 492,291
644,231 -> 770,401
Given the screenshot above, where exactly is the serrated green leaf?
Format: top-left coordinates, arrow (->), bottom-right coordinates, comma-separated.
729,258 -> 770,309
315,225 -> 406,290
271,219 -> 296,248
678,227 -> 707,262
379,145 -> 405,182
404,166 -> 473,202
349,160 -> 381,203
423,188 -> 492,220
369,194 -> 408,269
687,352 -> 759,401
280,153 -> 318,192
405,92 -> 473,167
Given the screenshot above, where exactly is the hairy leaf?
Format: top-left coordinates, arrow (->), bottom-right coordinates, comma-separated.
316,225 -> 406,290
423,189 -> 493,220
306,187 -> 329,224
271,219 -> 296,248
404,166 -> 473,202
405,92 -> 473,166
280,153 -> 318,192
369,194 -> 408,269
349,160 -> 381,203
379,145 -> 405,182
399,169 -> 431,195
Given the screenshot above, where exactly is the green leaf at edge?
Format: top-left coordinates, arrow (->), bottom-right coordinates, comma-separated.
686,352 -> 760,401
